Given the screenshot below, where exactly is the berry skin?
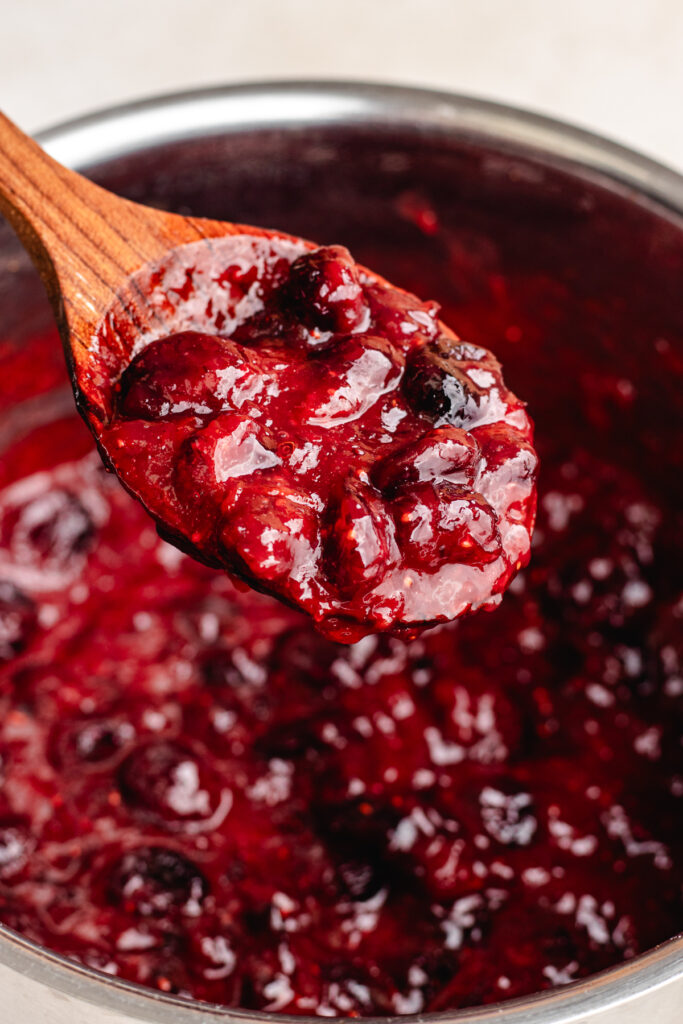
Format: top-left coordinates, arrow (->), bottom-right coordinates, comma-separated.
324,480 -> 399,595
106,846 -> 209,918
285,245 -> 369,334
118,741 -> 223,823
393,483 -> 502,571
117,332 -> 258,421
373,426 -> 480,496
0,581 -> 35,661
403,335 -> 498,426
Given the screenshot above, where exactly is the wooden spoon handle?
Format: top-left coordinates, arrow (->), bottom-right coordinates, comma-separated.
0,111 -> 140,319
0,111 -> 220,328
0,111 -> 206,334
0,110 -> 277,397
0,111 -> 251,356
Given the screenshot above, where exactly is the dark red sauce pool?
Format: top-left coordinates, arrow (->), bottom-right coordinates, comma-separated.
0,132 -> 681,1016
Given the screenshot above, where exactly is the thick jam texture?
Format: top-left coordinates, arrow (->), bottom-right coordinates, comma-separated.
0,149 -> 681,1016
102,243 -> 537,642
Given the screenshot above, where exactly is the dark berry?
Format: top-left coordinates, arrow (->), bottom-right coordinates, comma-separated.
0,581 -> 35,661
404,335 -> 497,425
117,332 -> 257,420
232,308 -> 315,352
118,741 -> 223,823
49,714 -> 134,770
285,245 -> 369,333
17,490 -> 94,567
107,846 -> 208,917
373,426 -> 480,496
324,481 -> 399,595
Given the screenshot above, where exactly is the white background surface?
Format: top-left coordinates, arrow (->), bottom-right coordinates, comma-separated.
2,0 -> 682,171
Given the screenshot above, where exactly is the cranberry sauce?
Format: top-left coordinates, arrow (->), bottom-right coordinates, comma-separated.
0,127 -> 681,1016
100,242 -> 537,643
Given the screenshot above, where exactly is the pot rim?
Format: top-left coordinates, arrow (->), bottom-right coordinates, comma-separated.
37,79 -> 683,214
0,79 -> 681,1024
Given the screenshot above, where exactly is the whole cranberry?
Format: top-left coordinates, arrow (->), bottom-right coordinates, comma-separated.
302,335 -> 404,427
107,846 -> 208,917
49,714 -> 134,770
232,307 -> 312,351
323,481 -> 398,595
285,246 -> 369,334
393,483 -> 502,571
0,581 -> 35,662
118,741 -> 223,823
117,332 -> 257,421
219,480 -> 319,584
404,335 -> 495,426
390,798 -> 486,902
173,414 -> 280,534
366,281 -> 441,348
15,490 -> 94,569
471,422 -> 538,533
373,426 -> 480,496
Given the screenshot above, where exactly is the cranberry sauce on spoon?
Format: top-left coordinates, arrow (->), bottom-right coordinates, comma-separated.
102,241 -> 537,642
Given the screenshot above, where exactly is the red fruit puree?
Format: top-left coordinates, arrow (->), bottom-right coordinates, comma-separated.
95,241 -> 537,643
0,157 -> 681,1016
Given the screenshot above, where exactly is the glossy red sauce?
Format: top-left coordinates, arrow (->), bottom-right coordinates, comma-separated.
0,160 -> 681,1016
96,242 -> 536,643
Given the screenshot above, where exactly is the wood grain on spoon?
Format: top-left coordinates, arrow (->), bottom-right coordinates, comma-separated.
0,110 -> 285,420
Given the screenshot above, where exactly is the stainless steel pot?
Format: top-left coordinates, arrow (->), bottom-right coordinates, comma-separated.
0,81 -> 681,1024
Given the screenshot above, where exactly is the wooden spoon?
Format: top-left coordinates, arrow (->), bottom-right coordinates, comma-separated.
0,110 -> 309,425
